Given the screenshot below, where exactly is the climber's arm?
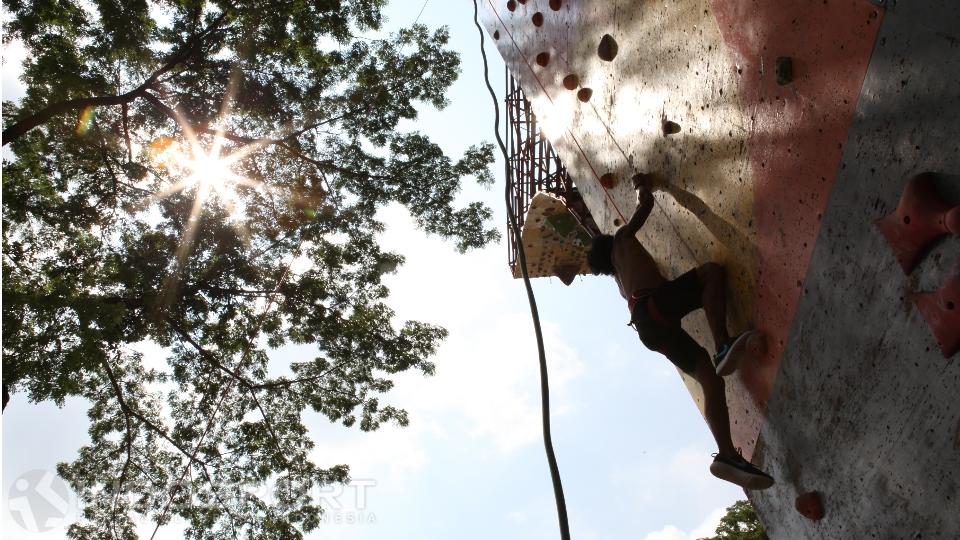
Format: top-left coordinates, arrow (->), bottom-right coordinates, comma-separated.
621,184 -> 654,237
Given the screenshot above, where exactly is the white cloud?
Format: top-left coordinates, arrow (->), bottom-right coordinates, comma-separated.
643,506 -> 726,540
303,203 -> 585,486
505,510 -> 527,523
690,507 -> 727,538
310,423 -> 431,484
2,39 -> 28,103
644,525 -> 689,540
375,203 -> 584,453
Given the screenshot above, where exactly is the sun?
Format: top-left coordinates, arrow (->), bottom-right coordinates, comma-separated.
146,135 -> 258,222
186,151 -> 232,188
183,144 -> 243,208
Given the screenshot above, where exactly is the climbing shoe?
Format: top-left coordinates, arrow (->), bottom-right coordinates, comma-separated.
712,332 -> 746,375
710,452 -> 775,490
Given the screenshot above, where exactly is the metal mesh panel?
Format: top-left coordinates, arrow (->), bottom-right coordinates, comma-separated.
504,73 -> 598,272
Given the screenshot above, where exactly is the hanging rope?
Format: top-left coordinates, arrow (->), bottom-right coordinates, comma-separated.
471,2 -> 571,539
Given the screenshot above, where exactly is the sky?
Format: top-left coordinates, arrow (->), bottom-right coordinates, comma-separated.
1,1 -> 744,538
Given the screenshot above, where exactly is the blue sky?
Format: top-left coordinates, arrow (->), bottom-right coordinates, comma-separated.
1,1 -> 744,538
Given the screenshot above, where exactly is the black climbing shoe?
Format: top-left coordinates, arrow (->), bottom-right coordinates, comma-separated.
712,332 -> 745,375
710,452 -> 775,490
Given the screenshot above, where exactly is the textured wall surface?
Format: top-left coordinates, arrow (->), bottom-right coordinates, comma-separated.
480,0 -> 759,448
751,1 -> 960,537
481,0 -> 959,537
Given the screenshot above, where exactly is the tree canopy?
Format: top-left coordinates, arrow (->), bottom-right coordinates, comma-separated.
1,1 -> 497,537
709,500 -> 768,540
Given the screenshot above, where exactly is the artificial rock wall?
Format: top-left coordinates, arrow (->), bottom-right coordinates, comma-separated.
480,0 -> 960,537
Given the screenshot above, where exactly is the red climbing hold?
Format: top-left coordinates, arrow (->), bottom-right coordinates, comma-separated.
599,173 -> 617,189
507,0 -> 517,12
795,491 -> 824,521
876,172 -> 960,274
912,267 -> 960,358
532,12 -> 544,27
549,0 -> 562,11
576,87 -> 592,102
535,52 -> 550,67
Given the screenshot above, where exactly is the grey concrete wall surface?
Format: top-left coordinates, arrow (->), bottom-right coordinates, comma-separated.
751,1 -> 960,538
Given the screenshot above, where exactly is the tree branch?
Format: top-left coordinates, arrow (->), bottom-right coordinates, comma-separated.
1,14 -> 226,146
167,318 -> 288,462
3,93 -> 147,145
166,318 -> 254,388
102,360 -> 207,467
253,362 -> 344,390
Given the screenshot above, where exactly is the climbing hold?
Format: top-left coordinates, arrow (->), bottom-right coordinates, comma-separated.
795,492 -> 824,521
507,0 -> 517,12
912,268 -> 960,358
598,34 -> 618,61
562,74 -> 579,90
717,329 -> 767,376
518,0 -> 526,3
577,87 -> 593,102
532,12 -> 544,26
662,120 -> 681,135
535,52 -> 550,67
776,56 -> 793,85
631,172 -> 655,190
549,0 -> 562,11
875,172 -> 960,274
746,330 -> 768,358
599,173 -> 617,189
553,264 -> 579,286
493,30 -> 500,40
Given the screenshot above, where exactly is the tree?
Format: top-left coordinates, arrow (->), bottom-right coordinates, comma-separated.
1,1 -> 497,537
709,500 -> 768,540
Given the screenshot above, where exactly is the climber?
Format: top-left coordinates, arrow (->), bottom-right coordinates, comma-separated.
586,173 -> 774,490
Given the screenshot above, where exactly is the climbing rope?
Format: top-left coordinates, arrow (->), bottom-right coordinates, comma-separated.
471,2 -> 571,539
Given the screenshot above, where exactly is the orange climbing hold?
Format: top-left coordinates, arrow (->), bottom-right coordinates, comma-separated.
795,491 -> 824,521
912,268 -> 960,358
876,172 -> 960,274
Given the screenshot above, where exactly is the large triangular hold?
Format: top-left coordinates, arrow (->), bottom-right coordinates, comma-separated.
912,268 -> 960,358
875,173 -> 960,274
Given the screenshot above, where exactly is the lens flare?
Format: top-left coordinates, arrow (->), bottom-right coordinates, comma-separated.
76,106 -> 96,135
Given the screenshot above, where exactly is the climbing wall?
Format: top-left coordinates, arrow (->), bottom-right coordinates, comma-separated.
480,0 -> 960,537
515,193 -> 593,283
483,0 -> 760,449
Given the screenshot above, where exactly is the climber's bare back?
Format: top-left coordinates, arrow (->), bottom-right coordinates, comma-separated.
611,228 -> 665,301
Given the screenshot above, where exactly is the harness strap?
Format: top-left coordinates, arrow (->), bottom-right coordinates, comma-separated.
628,294 -> 671,329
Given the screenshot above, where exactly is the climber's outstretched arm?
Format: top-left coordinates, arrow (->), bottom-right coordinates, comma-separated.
621,185 -> 654,237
